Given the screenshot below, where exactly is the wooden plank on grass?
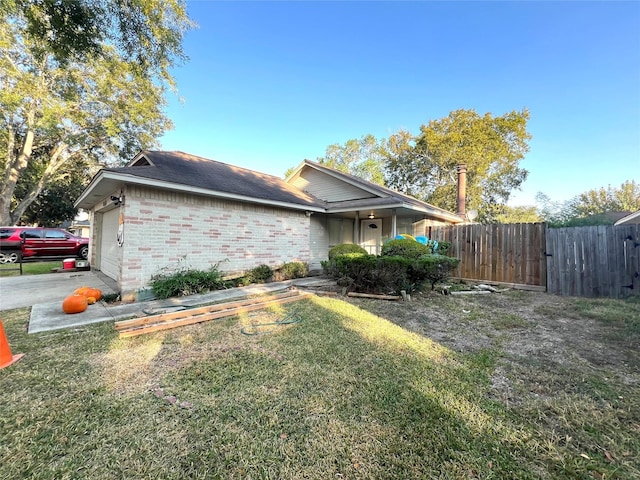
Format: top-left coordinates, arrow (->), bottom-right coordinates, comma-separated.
346,292 -> 402,301
115,291 -> 302,330
116,291 -> 312,337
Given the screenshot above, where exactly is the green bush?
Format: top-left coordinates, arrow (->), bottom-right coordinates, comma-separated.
413,254 -> 460,290
328,243 -> 368,260
150,266 -> 225,299
323,252 -> 459,294
381,238 -> 432,259
433,241 -> 451,256
274,261 -> 308,281
238,264 -> 274,286
322,254 -> 413,294
321,252 -> 369,279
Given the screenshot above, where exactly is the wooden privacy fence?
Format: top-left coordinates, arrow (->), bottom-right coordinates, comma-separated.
545,224 -> 640,298
430,223 -> 547,291
430,223 -> 640,298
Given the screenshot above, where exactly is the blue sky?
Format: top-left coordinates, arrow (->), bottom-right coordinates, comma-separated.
160,1 -> 640,206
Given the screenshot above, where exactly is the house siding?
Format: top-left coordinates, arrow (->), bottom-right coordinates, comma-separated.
292,168 -> 377,202
309,215 -> 330,272
117,186 -> 310,297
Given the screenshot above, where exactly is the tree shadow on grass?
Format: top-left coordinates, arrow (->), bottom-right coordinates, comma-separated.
167,297 -> 539,479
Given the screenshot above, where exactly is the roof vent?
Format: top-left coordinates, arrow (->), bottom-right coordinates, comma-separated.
131,157 -> 152,167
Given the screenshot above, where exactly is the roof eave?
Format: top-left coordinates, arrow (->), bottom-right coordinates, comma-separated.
326,201 -> 463,223
614,210 -> 640,225
75,171 -> 325,213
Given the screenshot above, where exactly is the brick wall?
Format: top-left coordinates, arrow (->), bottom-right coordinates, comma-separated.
118,186 -> 311,297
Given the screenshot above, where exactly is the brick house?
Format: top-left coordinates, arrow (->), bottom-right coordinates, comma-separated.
75,151 -> 463,299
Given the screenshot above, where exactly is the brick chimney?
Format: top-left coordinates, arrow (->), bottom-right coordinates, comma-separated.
456,164 -> 467,218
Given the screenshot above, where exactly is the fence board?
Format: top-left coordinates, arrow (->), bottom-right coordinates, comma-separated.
429,223 -> 640,298
431,223 -> 546,288
545,224 -> 640,298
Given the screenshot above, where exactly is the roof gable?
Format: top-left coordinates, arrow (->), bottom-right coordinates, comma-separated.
286,160 -> 462,222
83,151 -> 325,210
289,166 -> 380,202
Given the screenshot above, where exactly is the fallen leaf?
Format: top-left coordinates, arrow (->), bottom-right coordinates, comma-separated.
604,450 -> 615,462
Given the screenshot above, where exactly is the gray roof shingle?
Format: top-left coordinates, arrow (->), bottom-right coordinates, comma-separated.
106,151 -> 325,209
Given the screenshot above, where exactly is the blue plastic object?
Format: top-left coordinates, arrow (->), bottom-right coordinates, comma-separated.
415,236 -> 428,245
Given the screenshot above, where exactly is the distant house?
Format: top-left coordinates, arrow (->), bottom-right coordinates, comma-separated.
614,210 -> 640,226
75,151 -> 463,300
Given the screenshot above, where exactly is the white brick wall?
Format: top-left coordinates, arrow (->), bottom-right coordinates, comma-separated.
117,186 -> 311,297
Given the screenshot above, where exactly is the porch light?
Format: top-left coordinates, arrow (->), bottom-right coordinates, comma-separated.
368,213 -> 375,219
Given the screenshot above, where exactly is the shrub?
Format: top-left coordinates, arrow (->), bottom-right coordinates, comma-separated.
323,251 -> 460,294
381,238 -> 432,259
328,243 -> 368,260
413,254 -> 460,290
238,264 -> 274,286
322,252 -> 370,280
324,254 -> 414,294
150,266 -> 225,299
433,241 -> 451,256
273,261 -> 308,281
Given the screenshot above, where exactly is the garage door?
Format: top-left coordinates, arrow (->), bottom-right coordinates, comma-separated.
99,208 -> 120,280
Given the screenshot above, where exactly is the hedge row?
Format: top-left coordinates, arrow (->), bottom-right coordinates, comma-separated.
322,240 -> 459,294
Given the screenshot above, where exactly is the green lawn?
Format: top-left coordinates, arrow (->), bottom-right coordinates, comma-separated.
0,260 -> 61,277
1,292 -> 638,479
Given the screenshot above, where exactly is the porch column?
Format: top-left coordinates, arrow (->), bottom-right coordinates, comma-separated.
354,211 -> 360,245
391,209 -> 397,238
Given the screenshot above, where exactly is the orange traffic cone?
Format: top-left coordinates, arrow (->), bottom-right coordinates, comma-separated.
0,320 -> 24,369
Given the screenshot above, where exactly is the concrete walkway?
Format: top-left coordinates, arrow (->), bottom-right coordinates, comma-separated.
0,270 -> 118,311
26,277 -> 336,334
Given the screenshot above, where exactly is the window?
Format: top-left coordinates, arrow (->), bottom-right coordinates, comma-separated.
0,228 -> 16,239
45,229 -> 67,239
21,229 -> 42,239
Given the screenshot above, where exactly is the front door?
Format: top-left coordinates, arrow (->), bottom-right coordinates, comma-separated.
361,219 -> 382,254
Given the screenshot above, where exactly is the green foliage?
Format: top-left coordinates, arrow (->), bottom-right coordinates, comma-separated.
274,261 -> 308,281
317,134 -> 388,186
434,241 -> 451,256
573,180 -> 640,217
322,251 -> 459,293
0,3 -> 193,225
6,0 -> 193,75
328,243 -> 368,260
15,155 -> 90,226
385,109 -> 531,221
381,238 -> 432,258
538,181 -> 640,227
494,205 -> 542,224
323,253 -> 411,294
321,252 -> 369,279
237,264 -> 273,286
413,254 -> 461,290
150,266 -> 224,299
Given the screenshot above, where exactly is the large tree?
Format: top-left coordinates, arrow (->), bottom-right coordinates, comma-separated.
572,180 -> 640,217
537,181 -> 640,227
317,134 -> 388,186
0,1 -> 193,225
385,109 -> 531,221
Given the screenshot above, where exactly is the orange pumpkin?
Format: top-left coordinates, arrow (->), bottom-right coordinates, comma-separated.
86,296 -> 96,305
74,286 -> 91,296
73,286 -> 102,301
62,294 -> 88,314
85,287 -> 102,301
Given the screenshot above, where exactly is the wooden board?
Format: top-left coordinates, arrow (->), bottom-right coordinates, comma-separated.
116,291 -> 312,337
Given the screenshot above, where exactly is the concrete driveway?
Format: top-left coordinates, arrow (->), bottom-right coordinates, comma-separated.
0,271 -> 335,334
0,270 -> 118,311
